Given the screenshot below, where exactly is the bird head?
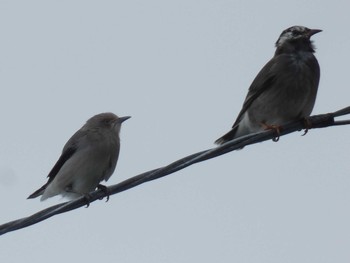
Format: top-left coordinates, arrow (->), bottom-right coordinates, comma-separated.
85,113 -> 130,132
275,26 -> 322,52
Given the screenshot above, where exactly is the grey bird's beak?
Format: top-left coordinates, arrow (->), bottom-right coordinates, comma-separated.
118,116 -> 131,123
308,29 -> 322,37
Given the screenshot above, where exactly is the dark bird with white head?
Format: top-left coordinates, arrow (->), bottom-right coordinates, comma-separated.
215,26 -> 321,145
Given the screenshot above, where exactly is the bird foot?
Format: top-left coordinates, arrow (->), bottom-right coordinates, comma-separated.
261,123 -> 282,142
302,117 -> 312,136
82,193 -> 93,208
97,184 -> 110,202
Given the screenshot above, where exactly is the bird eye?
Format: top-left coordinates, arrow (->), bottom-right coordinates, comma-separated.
292,30 -> 302,37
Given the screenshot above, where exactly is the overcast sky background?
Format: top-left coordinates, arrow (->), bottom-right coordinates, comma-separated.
1,1 -> 350,262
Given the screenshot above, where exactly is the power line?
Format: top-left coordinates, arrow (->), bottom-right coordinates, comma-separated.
0,106 -> 349,236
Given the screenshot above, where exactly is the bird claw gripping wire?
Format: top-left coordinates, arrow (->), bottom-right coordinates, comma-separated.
97,184 -> 110,202
261,123 -> 282,142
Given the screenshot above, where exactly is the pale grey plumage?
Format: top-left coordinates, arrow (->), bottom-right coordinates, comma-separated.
28,113 -> 130,201
215,26 -> 321,145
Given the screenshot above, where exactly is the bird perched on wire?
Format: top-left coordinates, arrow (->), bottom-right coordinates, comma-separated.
28,113 -> 130,201
215,26 -> 321,145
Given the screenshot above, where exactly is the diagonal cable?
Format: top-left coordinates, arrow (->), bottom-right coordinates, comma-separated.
0,106 -> 349,235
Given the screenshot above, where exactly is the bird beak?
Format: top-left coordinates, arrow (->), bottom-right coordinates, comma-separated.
118,116 -> 131,123
308,29 -> 322,37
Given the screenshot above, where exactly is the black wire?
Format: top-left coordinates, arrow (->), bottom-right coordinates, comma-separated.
0,107 -> 348,236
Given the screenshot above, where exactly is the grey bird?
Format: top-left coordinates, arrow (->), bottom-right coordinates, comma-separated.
215,26 -> 321,145
28,113 -> 130,201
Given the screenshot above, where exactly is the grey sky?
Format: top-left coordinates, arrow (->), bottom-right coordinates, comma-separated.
1,1 -> 350,262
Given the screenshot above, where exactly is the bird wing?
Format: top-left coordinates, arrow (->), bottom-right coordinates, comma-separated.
46,145 -> 77,181
27,131 -> 84,199
214,57 -> 277,145
231,58 -> 277,128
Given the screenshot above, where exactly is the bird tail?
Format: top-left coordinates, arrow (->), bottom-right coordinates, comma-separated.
214,126 -> 238,145
27,184 -> 48,199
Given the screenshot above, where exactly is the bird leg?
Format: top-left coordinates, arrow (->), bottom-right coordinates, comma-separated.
261,122 -> 282,142
97,184 -> 110,202
65,186 -> 92,208
82,194 -> 93,208
301,117 -> 312,136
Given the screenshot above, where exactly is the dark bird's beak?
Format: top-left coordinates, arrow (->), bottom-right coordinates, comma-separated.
118,116 -> 131,123
308,29 -> 322,37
